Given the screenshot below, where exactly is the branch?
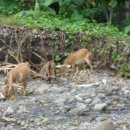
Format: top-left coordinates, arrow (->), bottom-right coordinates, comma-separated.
31,69 -> 48,80
8,50 -> 20,63
32,52 -> 45,62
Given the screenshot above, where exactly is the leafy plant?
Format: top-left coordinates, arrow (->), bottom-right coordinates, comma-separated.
118,63 -> 130,77
124,25 -> 130,34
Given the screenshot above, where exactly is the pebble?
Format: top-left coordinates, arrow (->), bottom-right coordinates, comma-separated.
0,71 -> 129,130
85,98 -> 92,104
94,103 -> 107,111
3,107 -> 14,116
69,104 -> 86,116
95,119 -> 116,130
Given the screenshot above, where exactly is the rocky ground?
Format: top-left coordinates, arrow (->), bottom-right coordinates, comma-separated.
0,70 -> 130,130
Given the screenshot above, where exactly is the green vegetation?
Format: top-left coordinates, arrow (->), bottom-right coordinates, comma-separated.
0,10 -> 129,38
0,0 -> 130,76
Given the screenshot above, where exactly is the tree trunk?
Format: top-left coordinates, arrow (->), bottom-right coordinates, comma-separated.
125,1 -> 130,20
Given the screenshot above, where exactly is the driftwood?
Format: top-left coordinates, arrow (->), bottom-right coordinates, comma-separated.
0,116 -> 16,123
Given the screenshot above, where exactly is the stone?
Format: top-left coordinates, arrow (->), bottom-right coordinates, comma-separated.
35,86 -> 49,94
85,99 -> 92,104
102,79 -> 107,85
98,93 -> 106,99
94,103 -> 107,111
75,95 -> 83,102
0,92 -> 5,100
49,85 -> 63,93
3,107 -> 14,116
54,97 -> 66,105
106,99 -> 113,105
124,90 -> 130,95
32,29 -> 38,34
69,104 -> 86,116
91,98 -> 101,105
95,119 -> 116,130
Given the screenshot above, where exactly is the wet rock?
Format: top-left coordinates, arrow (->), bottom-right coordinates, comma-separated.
95,119 -> 116,130
94,103 -> 107,111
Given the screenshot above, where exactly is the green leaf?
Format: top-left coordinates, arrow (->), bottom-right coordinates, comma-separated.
43,0 -> 59,6
124,25 -> 130,34
35,0 -> 40,11
109,0 -> 117,8
71,10 -> 83,21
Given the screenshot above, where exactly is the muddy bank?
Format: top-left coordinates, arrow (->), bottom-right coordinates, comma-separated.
0,25 -> 129,74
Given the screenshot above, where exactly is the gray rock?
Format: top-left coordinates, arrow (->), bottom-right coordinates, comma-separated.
94,103 -> 107,111
124,90 -> 130,95
36,127 -> 43,130
69,104 -> 86,116
85,99 -> 92,104
98,93 -> 106,99
95,119 -> 116,130
75,95 -> 83,102
91,98 -> 101,105
78,93 -> 89,99
35,86 -> 49,94
112,86 -> 120,91
113,95 -> 120,101
54,97 -> 66,105
49,85 -> 63,93
3,107 -> 14,116
106,99 -> 113,105
96,115 -> 109,122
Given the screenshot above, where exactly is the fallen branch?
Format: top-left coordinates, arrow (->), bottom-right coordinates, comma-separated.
0,62 -> 53,80
56,64 -> 71,69
0,64 -> 16,73
1,116 -> 16,123
31,69 -> 48,80
76,82 -> 100,88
